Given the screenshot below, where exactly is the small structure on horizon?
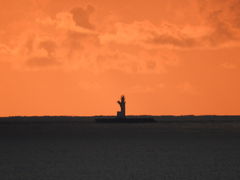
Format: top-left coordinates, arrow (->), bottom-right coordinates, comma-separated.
117,95 -> 126,118
95,95 -> 155,123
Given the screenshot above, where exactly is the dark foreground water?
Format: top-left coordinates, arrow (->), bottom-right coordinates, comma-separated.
1,123 -> 240,180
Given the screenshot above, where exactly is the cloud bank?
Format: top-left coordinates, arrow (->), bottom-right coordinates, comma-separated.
0,0 -> 240,73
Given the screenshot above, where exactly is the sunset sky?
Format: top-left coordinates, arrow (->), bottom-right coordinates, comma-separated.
0,0 -> 240,116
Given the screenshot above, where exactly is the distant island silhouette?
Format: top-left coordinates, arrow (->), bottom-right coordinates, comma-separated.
0,95 -> 240,124
96,95 -> 158,123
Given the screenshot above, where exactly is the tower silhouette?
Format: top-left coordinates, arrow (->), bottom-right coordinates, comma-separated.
95,95 -> 155,122
117,95 -> 126,118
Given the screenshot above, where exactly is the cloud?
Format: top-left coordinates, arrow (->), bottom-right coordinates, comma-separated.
94,49 -> 179,74
99,0 -> 240,49
4,1 -> 240,74
198,0 -> 240,46
99,18 -> 240,49
26,56 -> 59,68
38,40 -> 57,56
37,9 -> 97,36
0,5 -> 100,70
24,39 -> 59,69
0,6 -> 179,74
70,5 -> 95,29
99,21 -> 212,49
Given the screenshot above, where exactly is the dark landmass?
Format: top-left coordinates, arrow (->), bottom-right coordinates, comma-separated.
1,116 -> 240,179
1,115 -> 240,123
0,116 -> 95,124
95,116 -> 156,123
0,115 -> 240,136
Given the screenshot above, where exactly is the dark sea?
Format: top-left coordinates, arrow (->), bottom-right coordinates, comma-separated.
0,121 -> 240,180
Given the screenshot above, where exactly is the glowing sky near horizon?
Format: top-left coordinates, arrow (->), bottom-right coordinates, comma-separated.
0,0 -> 240,116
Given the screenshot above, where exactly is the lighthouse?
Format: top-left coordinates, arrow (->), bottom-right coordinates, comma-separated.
117,95 -> 126,118
95,95 -> 155,123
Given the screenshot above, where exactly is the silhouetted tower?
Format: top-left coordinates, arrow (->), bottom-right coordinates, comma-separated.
117,95 -> 126,118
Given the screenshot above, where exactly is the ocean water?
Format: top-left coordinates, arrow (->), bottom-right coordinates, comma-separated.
0,123 -> 240,180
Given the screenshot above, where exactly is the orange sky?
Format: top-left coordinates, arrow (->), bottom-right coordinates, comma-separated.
0,0 -> 240,116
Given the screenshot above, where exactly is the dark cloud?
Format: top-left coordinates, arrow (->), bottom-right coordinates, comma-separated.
147,0 -> 240,48
199,0 -> 240,45
229,0 -> 240,28
26,57 -> 59,67
25,40 -> 59,68
148,34 -> 198,48
38,40 -> 57,56
70,5 -> 95,29
207,10 -> 236,45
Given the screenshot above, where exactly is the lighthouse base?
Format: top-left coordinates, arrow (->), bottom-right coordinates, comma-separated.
95,116 -> 156,123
